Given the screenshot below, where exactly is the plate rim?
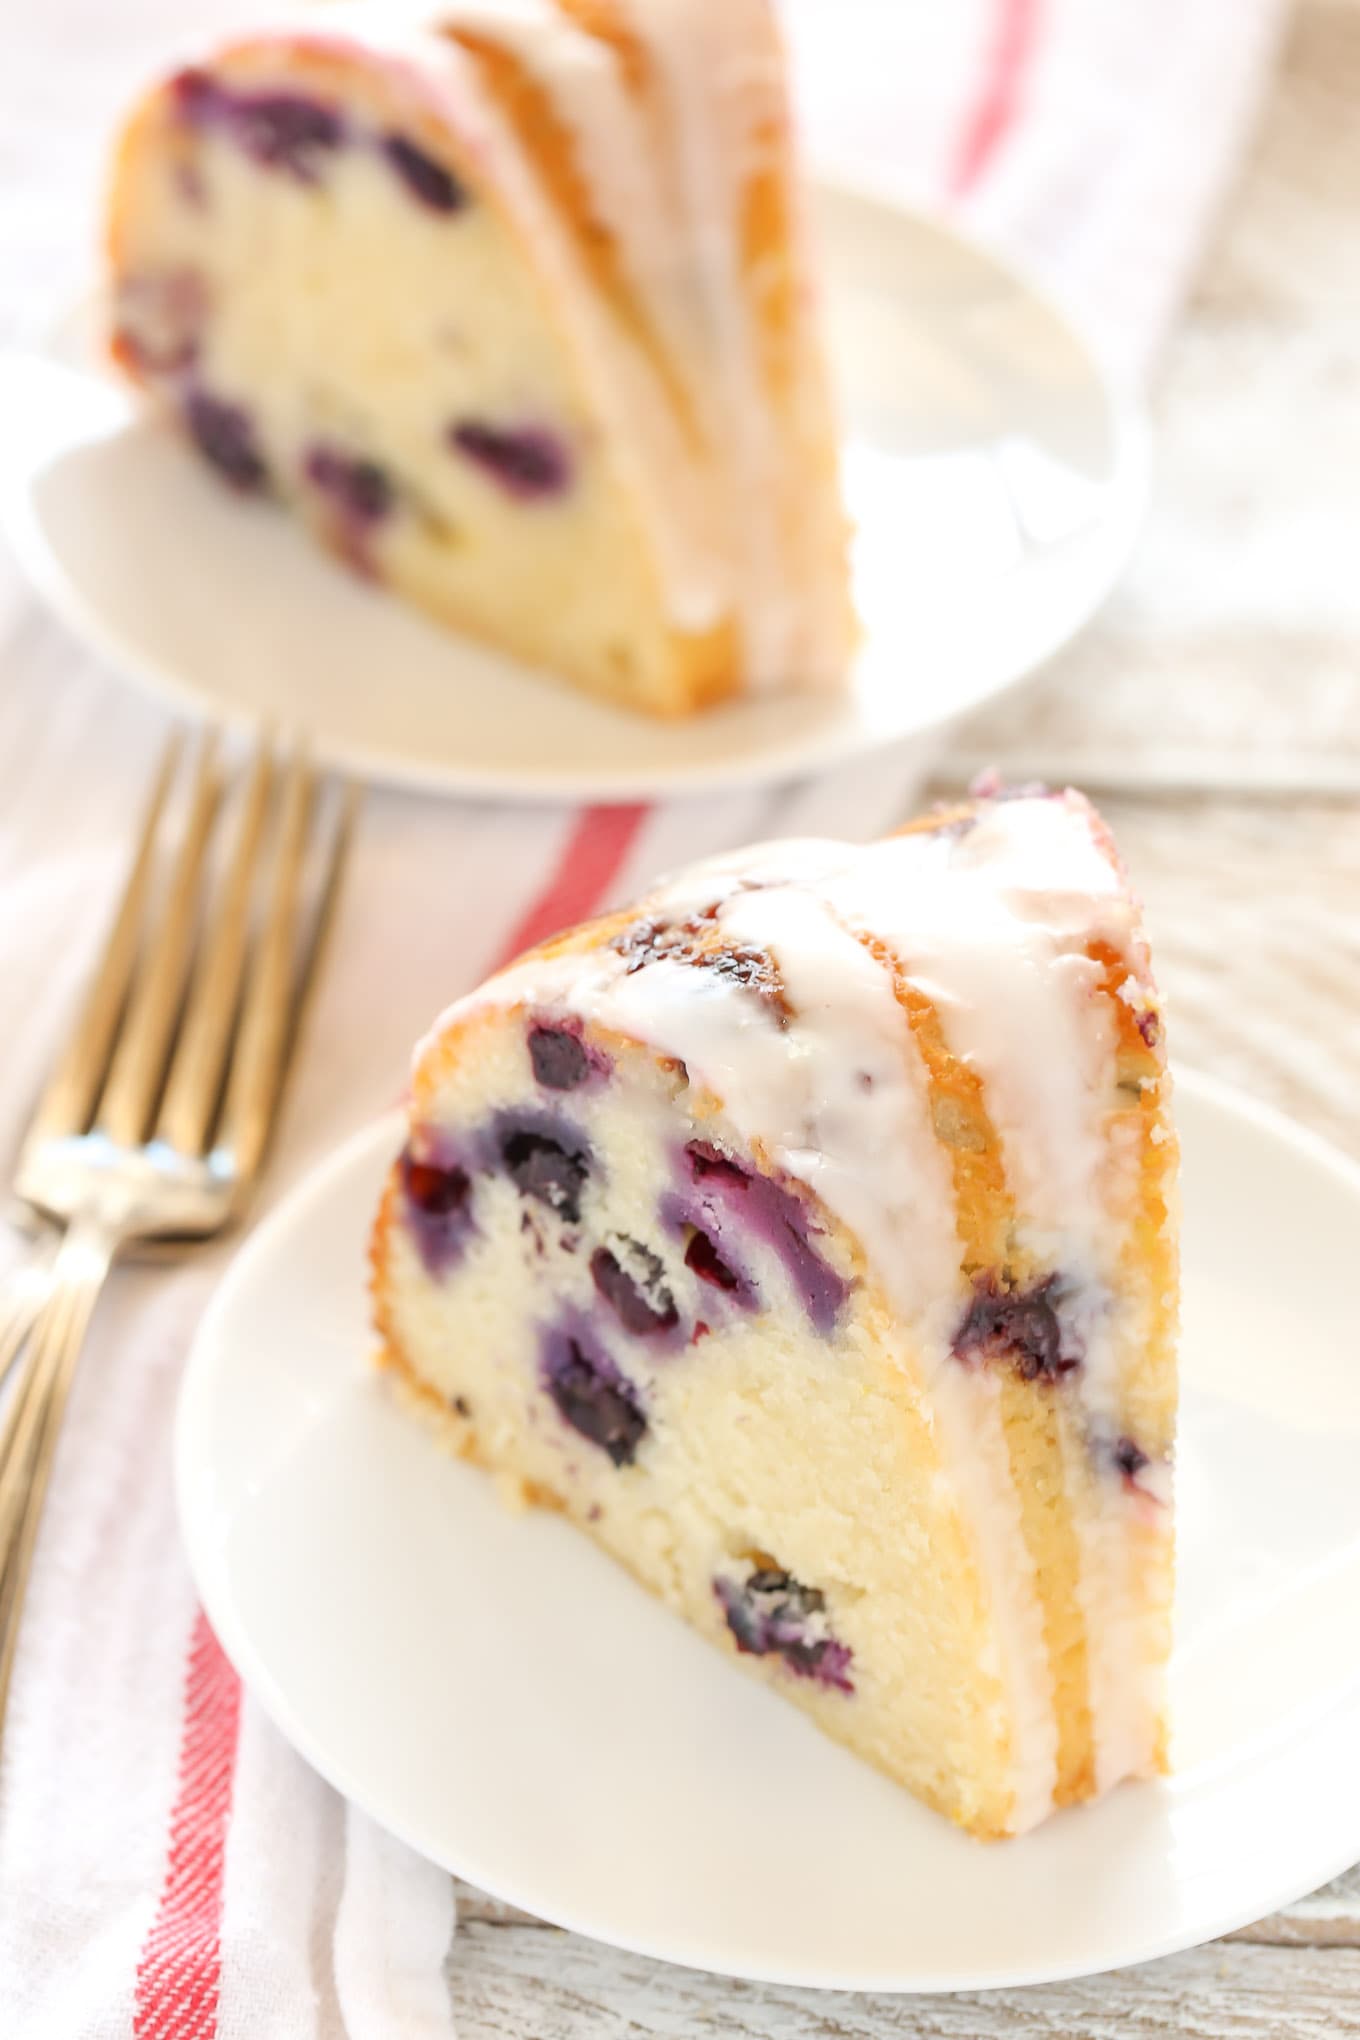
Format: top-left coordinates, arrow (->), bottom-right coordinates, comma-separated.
0,180 -> 1149,804
175,1066 -> 1360,1992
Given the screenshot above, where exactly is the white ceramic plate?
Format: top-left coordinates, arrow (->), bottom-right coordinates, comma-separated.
0,186 -> 1144,802
177,1068 -> 1360,1992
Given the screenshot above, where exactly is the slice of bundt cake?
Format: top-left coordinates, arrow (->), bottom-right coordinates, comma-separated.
370,786 -> 1178,1838
105,0 -> 853,717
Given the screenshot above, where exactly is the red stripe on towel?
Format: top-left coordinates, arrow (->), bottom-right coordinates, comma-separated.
949,0 -> 1042,195
132,800 -> 648,2036
132,1610 -> 243,2040
493,803 -> 651,968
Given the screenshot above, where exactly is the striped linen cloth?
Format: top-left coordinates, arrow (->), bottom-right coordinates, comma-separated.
0,0 -> 1284,2033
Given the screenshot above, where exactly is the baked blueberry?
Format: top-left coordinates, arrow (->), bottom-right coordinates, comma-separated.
1113,1436 -> 1150,1480
591,1241 -> 677,1336
184,391 -> 269,492
399,1145 -> 473,1275
527,1023 -> 598,1091
542,1332 -> 646,1466
449,420 -> 570,500
500,1123 -> 591,1223
952,1272 -> 1079,1382
305,445 -> 393,521
233,93 -> 344,178
683,1142 -> 848,1335
684,1229 -> 741,1292
715,1564 -> 853,1692
381,133 -> 467,213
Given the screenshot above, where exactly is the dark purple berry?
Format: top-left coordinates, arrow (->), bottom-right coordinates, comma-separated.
591,1242 -> 677,1336
682,1142 -> 848,1336
350,464 -> 391,518
172,71 -> 344,182
527,1024 -> 589,1091
305,446 -> 393,522
231,93 -> 344,180
171,68 -> 218,121
715,1566 -> 853,1692
952,1273 -> 1079,1382
450,420 -> 570,501
381,133 -> 467,213
660,1193 -> 756,1309
686,1142 -> 750,1189
1136,1010 -> 1162,1050
542,1332 -> 646,1466
184,391 -> 268,492
684,1230 -> 740,1292
501,1127 -> 590,1223
403,1156 -> 470,1215
399,1145 -> 474,1275
1113,1436 -> 1150,1480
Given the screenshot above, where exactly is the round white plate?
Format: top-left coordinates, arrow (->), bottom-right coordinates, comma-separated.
0,185 -> 1144,802
177,1068 -> 1360,1992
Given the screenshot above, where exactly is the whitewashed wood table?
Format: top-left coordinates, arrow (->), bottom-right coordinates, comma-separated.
2,0 -> 1359,2032
441,5 -> 1360,2031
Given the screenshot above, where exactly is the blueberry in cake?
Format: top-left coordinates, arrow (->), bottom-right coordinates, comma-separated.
105,0 -> 854,717
370,785 -> 1179,1839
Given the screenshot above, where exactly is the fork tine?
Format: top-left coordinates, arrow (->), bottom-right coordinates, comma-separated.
157,733 -> 275,1157
290,776 -> 361,1057
96,731 -> 220,1148
23,733 -> 182,1149
215,748 -> 317,1190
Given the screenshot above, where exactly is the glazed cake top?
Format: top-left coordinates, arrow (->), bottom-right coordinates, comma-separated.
184,0 -> 848,689
419,787 -> 1164,1347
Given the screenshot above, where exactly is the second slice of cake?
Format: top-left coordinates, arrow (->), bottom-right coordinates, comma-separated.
371,786 -> 1179,1838
105,0 -> 854,716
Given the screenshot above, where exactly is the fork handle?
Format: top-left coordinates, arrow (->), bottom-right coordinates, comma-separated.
0,1219 -> 117,1735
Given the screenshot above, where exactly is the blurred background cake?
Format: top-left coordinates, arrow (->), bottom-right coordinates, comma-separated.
105,0 -> 855,717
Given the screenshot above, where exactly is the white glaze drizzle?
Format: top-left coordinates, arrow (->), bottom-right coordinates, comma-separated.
238,0 -> 848,685
813,795 -> 1157,1798
417,792 -> 1171,1825
619,0 -> 841,686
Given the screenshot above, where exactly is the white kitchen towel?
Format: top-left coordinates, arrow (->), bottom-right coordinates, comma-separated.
0,0 -> 1286,2034
784,0 -> 1288,381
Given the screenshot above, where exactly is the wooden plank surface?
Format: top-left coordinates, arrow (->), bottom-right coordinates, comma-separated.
443,1911 -> 1360,2037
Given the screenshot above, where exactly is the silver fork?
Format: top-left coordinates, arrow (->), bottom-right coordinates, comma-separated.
0,725 -> 357,1733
